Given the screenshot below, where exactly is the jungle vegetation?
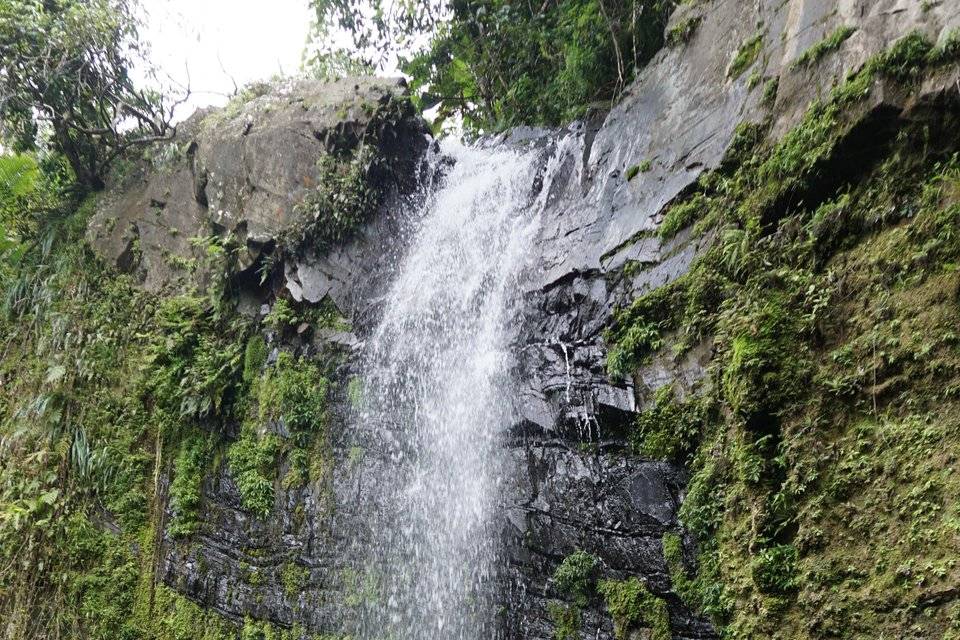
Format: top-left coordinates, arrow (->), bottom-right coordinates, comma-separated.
308,0 -> 674,131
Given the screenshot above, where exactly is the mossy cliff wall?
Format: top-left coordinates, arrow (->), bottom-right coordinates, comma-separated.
2,2 -> 960,640
0,77 -> 430,639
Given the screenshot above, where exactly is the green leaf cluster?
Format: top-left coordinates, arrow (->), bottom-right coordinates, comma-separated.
597,577 -> 671,640
0,0 -> 179,190
312,0 -> 674,132
606,33 -> 960,638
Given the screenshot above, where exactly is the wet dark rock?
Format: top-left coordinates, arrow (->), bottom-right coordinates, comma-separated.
97,1 -> 960,638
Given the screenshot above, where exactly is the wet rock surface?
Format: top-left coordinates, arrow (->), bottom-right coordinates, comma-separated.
93,0 -> 960,638
498,444 -> 717,640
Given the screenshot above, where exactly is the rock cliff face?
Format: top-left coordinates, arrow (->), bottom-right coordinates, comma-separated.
85,1 -> 960,638
88,76 -> 429,299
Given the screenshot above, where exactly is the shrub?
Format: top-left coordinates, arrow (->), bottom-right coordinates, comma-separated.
142,295 -> 245,423
291,145 -> 381,247
227,429 -> 281,517
256,352 -> 328,437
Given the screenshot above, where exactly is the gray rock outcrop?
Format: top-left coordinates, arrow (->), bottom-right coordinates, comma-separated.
87,1 -> 960,639
88,77 -> 429,295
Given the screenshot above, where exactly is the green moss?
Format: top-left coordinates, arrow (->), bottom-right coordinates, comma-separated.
240,616 -> 301,640
202,80 -> 274,130
347,376 -> 364,409
870,30 -> 934,80
605,35 -> 960,640
243,335 -> 268,384
658,192 -> 707,240
728,32 -> 764,79
281,561 -> 309,598
552,550 -> 599,606
750,544 -> 798,594
150,585 -> 238,640
340,567 -> 380,609
930,27 -> 960,66
721,293 -> 809,426
791,26 -> 856,70
348,445 -> 365,468
597,578 -> 671,640
666,15 -> 701,47
547,601 -> 581,640
606,315 -> 662,377
662,532 -> 684,577
761,77 -> 779,106
633,385 -> 709,461
256,351 -> 328,436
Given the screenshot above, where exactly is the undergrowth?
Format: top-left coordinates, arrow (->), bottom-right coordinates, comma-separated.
0,154 -> 336,637
605,32 -> 960,639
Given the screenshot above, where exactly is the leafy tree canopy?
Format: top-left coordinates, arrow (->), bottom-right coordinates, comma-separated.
0,0 -> 186,191
309,0 -> 674,132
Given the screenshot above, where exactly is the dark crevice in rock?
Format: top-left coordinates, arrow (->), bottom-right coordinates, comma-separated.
762,101 -> 904,231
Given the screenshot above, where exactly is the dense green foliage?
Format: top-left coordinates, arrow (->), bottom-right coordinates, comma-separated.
548,550 -> 673,639
292,144 -> 383,247
598,578 -> 671,640
0,0 -> 181,190
0,148 -> 332,638
168,434 -> 211,538
552,550 -> 599,606
606,32 -> 960,639
229,351 -> 330,515
310,0 -> 674,131
632,385 -> 710,461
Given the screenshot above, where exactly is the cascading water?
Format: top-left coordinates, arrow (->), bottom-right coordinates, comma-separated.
351,139 -> 544,639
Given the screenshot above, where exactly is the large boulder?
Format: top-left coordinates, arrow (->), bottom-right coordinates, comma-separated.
87,77 -> 430,294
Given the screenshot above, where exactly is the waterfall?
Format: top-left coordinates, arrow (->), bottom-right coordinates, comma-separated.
351,139 -> 543,639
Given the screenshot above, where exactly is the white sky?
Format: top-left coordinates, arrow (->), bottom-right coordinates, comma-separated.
140,0 -> 315,117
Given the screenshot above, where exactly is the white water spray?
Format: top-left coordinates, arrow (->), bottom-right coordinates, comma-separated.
352,140 -> 543,640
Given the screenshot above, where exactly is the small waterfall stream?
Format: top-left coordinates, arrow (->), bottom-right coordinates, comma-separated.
352,139 -> 544,639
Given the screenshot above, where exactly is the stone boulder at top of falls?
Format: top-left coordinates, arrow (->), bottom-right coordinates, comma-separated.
87,76 -> 430,294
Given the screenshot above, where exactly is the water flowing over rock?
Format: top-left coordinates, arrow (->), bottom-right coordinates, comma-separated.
82,1 -> 960,638
350,141 -> 544,639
